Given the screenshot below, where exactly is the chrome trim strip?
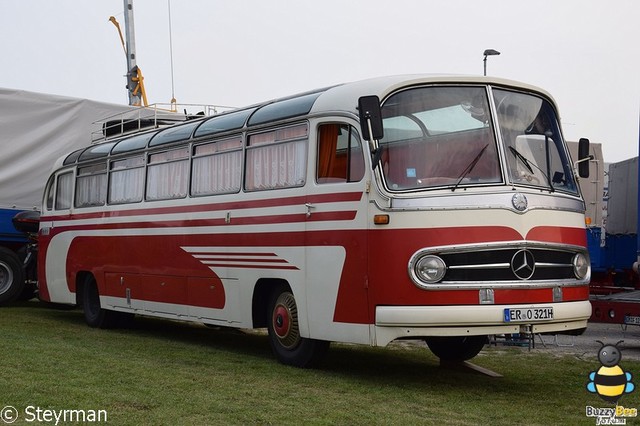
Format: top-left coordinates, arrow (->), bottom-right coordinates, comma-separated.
536,262 -> 573,268
416,240 -> 587,254
387,190 -> 584,214
448,263 -> 510,270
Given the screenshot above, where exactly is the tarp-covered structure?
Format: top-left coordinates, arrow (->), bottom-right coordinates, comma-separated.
0,88 -> 134,210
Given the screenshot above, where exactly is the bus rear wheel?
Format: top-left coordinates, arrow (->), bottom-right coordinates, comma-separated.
82,276 -> 124,328
425,335 -> 487,362
267,285 -> 329,368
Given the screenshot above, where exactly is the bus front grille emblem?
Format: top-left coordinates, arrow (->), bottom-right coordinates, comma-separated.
511,193 -> 528,211
511,249 -> 535,280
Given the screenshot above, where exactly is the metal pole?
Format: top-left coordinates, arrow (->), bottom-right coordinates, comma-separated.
123,0 -> 141,106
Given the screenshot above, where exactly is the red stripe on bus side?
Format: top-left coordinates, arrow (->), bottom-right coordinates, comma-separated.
43,211 -> 357,235
40,191 -> 364,222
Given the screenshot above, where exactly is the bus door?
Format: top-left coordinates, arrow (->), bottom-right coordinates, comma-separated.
304,122 -> 371,344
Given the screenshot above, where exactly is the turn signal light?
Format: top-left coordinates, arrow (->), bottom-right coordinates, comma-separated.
373,214 -> 389,225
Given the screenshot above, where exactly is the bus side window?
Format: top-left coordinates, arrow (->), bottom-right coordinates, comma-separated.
44,176 -> 55,211
191,136 -> 243,196
317,124 -> 364,184
146,147 -> 189,200
75,163 -> 107,208
245,124 -> 308,191
55,172 -> 73,210
109,155 -> 145,204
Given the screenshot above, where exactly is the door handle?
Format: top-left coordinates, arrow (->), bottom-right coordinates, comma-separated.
305,203 -> 315,218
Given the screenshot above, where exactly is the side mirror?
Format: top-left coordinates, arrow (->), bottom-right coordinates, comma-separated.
578,138 -> 591,178
358,96 -> 384,142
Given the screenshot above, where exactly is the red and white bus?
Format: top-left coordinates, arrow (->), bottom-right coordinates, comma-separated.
38,75 -> 593,367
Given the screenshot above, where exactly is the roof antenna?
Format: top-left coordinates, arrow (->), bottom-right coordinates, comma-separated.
168,0 -> 177,112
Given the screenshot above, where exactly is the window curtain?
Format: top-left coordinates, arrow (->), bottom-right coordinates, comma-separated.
55,173 -> 73,210
246,140 -> 307,190
109,168 -> 144,203
75,174 -> 106,207
317,124 -> 339,179
147,160 -> 188,199
192,151 -> 242,195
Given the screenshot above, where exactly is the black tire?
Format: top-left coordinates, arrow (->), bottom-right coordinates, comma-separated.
267,284 -> 329,368
0,247 -> 25,305
17,282 -> 37,301
425,335 -> 487,362
82,275 -> 119,328
17,246 -> 37,301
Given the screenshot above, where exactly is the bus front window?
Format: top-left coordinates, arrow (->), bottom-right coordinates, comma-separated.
493,89 -> 577,194
379,86 -> 502,191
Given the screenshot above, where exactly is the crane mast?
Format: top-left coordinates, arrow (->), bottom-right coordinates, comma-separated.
110,0 -> 148,106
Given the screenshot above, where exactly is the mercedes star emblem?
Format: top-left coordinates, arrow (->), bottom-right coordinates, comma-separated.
512,193 -> 528,211
511,249 -> 535,280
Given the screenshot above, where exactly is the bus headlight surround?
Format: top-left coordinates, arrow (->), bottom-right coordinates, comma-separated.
572,252 -> 589,280
410,254 -> 447,286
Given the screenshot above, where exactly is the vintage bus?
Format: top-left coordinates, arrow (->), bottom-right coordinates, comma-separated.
38,75 -> 593,367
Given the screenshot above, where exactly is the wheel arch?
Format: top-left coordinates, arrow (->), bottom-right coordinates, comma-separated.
252,278 -> 291,328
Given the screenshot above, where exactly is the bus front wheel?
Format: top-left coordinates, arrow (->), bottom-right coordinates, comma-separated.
267,285 -> 329,368
425,335 -> 487,362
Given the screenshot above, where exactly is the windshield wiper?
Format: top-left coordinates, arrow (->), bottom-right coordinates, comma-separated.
451,144 -> 489,192
508,146 -> 534,174
508,146 -> 554,192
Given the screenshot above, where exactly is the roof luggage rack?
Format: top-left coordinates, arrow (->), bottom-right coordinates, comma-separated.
91,103 -> 235,143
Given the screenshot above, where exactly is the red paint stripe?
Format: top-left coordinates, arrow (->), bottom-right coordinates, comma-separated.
526,226 -> 586,246
205,263 -> 299,270
41,191 -> 363,222
200,258 -> 289,263
191,252 -> 278,257
44,211 -> 356,234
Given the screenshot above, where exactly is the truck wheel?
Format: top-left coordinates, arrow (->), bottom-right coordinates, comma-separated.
425,335 -> 487,362
17,282 -> 37,301
82,276 -> 118,328
0,247 -> 25,305
267,284 -> 329,368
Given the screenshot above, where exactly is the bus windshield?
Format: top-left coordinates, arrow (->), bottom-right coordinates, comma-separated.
493,88 -> 577,194
379,86 -> 578,194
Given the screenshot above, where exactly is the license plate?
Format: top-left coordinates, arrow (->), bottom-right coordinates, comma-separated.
504,307 -> 554,322
624,315 -> 640,325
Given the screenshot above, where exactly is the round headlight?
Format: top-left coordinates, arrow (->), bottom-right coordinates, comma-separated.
572,252 -> 589,279
415,255 -> 447,284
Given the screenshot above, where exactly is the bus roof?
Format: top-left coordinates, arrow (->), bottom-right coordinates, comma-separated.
54,74 -> 557,171
310,74 -> 556,117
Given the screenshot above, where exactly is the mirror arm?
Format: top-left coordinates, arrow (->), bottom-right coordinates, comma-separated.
573,155 -> 595,178
365,116 -> 377,153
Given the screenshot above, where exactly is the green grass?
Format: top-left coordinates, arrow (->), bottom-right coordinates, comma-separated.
1,301 -> 638,425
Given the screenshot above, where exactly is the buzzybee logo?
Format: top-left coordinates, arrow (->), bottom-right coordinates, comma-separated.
586,341 -> 635,403
585,341 -> 637,425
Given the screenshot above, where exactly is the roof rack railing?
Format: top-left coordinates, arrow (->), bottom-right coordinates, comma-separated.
91,103 -> 236,143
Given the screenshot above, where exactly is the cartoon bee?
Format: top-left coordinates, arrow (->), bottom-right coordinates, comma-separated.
587,340 -> 635,403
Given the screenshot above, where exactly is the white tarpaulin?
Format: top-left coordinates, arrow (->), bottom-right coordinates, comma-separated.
0,88 -> 134,210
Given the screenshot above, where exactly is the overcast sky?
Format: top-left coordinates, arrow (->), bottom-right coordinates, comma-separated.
1,0 -> 638,162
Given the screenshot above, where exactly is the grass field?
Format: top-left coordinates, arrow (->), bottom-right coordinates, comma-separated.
1,301 -> 638,425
